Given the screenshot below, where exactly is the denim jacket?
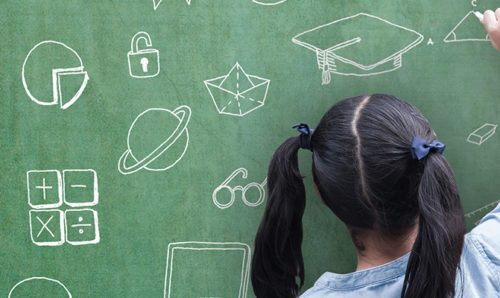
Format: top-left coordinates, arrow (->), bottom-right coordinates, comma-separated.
301,203 -> 500,297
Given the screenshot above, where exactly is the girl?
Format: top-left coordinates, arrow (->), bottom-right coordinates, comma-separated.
251,9 -> 500,298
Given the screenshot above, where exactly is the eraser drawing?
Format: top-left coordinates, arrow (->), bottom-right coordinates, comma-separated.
467,123 -> 497,145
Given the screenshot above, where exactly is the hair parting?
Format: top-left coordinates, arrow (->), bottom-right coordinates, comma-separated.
251,94 -> 465,298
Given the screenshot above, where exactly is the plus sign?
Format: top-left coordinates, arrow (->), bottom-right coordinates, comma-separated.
35,178 -> 52,200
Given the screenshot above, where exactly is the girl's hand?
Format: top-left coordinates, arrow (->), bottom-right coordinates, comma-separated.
481,9 -> 500,51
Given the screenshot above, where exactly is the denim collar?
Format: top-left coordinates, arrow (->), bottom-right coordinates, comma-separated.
315,253 -> 410,290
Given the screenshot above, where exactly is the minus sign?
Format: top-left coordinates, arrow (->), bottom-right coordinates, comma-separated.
71,184 -> 87,188
71,224 -> 92,227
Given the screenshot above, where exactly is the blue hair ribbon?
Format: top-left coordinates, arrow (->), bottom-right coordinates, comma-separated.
292,123 -> 314,151
410,137 -> 445,160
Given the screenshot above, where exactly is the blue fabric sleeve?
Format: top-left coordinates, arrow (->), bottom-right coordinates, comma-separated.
470,202 -> 500,287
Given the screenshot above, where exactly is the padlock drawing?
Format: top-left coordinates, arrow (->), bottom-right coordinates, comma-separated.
127,31 -> 160,78
212,168 -> 267,209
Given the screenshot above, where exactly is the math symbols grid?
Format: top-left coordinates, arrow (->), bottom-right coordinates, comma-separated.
27,169 -> 100,246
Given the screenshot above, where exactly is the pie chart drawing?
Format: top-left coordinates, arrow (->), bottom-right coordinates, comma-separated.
22,40 -> 89,110
8,277 -> 72,297
118,105 -> 191,175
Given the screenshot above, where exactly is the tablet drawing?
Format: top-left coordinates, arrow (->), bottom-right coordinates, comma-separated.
164,241 -> 251,298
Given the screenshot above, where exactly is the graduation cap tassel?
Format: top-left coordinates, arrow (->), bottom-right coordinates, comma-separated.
321,52 -> 331,85
322,68 -> 331,85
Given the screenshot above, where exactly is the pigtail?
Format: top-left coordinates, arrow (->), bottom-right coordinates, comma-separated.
251,136 -> 306,298
402,153 -> 466,298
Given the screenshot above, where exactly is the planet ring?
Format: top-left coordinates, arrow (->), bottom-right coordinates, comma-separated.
118,105 -> 191,175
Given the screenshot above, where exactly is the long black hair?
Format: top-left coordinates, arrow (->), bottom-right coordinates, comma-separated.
251,94 -> 466,298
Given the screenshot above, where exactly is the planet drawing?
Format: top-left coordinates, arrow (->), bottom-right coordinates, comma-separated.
118,105 -> 191,175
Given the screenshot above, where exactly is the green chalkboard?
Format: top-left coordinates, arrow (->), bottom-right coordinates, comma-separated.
1,0 -> 500,297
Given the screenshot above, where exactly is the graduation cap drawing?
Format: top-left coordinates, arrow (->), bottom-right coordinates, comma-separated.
292,13 -> 424,85
444,11 -> 490,43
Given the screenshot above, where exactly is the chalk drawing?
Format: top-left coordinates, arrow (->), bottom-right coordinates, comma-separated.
253,0 -> 287,5
65,209 -> 100,245
27,170 -> 63,209
427,38 -> 434,45
444,11 -> 490,42
164,241 -> 251,298
29,209 -> 65,246
154,0 -> 162,10
465,200 -> 500,226
128,32 -> 160,78
118,106 -> 191,175
22,40 -> 89,109
204,62 -> 270,117
27,169 -> 100,246
8,277 -> 72,297
213,168 -> 267,209
292,13 -> 424,84
154,0 -> 191,10
63,169 -> 98,207
471,0 -> 477,7
467,123 -> 497,145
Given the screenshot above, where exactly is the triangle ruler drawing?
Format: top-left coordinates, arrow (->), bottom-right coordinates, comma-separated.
444,11 -> 490,42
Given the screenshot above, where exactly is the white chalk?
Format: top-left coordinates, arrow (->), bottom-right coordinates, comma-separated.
474,11 -> 483,20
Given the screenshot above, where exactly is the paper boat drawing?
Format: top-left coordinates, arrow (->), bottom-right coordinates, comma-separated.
292,13 -> 424,84
444,11 -> 490,43
204,62 -> 270,117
